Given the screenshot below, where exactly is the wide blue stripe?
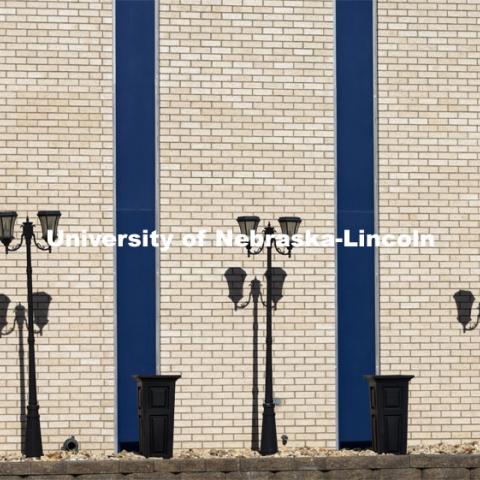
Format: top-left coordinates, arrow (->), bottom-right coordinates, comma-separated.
336,0 -> 376,446
115,0 -> 157,450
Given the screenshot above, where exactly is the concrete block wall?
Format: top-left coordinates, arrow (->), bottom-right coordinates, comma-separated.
0,0 -> 114,453
377,0 -> 480,444
1,455 -> 480,480
158,0 -> 336,449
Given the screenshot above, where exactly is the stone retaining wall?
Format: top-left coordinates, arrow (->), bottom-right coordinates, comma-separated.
1,455 -> 480,479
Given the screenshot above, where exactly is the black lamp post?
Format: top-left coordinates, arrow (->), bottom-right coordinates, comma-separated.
0,210 -> 61,458
236,215 -> 301,456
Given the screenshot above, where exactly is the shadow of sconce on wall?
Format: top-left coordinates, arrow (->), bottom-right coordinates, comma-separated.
454,289 -> 480,333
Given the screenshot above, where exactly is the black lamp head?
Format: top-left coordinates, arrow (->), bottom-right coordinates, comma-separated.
236,216 -> 260,236
0,211 -> 17,248
37,211 -> 61,243
278,216 -> 302,237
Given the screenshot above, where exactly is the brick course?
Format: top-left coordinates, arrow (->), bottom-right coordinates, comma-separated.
158,0 -> 336,449
1,0 -> 478,455
377,0 -> 480,445
0,0 -> 114,453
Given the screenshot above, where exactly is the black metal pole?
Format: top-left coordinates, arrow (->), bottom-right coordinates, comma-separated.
260,226 -> 278,455
250,279 -> 260,451
23,220 -> 43,458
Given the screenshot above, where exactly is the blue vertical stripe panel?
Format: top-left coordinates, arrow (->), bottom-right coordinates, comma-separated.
115,0 -> 157,450
336,0 -> 376,446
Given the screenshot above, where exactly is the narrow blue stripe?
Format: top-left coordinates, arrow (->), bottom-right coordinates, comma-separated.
115,0 -> 156,449
336,0 -> 376,446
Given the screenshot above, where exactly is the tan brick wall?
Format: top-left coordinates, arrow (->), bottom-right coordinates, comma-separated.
0,0 -> 114,453
378,0 -> 480,444
159,0 -> 336,449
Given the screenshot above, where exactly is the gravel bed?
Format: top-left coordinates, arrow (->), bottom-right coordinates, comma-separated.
1,442 -> 480,462
0,450 -> 146,463
408,442 -> 480,455
173,447 -> 377,459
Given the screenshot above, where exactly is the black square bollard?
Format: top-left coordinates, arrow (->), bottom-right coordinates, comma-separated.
364,375 -> 414,454
134,375 -> 181,458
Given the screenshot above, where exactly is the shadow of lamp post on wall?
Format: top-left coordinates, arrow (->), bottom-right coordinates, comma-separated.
236,215 -> 301,456
225,272 -> 262,451
0,210 -> 61,458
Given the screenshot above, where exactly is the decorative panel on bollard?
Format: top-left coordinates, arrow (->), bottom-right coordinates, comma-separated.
134,375 -> 181,458
365,375 -> 414,454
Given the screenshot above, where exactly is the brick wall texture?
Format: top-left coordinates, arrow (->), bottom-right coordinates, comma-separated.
0,0 -> 114,453
159,0 -> 336,449
1,0 -> 479,455
377,0 -> 480,444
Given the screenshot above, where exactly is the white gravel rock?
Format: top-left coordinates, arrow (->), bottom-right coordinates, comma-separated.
2,442 -> 480,462
0,450 -> 146,462
409,441 -> 480,455
173,447 -> 378,458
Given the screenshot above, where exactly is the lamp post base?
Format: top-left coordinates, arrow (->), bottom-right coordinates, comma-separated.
25,404 -> 43,458
260,402 -> 278,455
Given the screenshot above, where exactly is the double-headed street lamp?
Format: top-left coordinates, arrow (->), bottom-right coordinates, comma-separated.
236,215 -> 301,456
0,211 -> 61,458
